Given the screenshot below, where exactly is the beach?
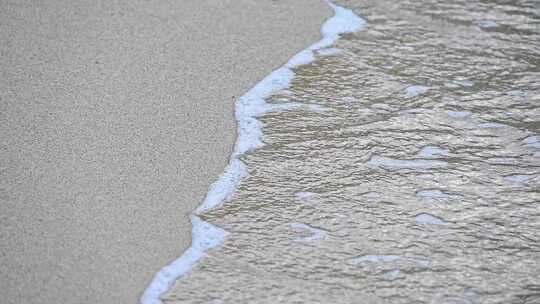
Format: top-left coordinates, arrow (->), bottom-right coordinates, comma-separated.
1,0 -> 331,303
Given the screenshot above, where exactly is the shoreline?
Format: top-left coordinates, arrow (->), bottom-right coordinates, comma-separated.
1,1 -> 331,303
156,2 -> 366,303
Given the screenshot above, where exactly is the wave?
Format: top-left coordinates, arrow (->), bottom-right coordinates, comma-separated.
140,2 -> 365,303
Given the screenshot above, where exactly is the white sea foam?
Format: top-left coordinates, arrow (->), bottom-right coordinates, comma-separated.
367,155 -> 448,169
270,102 -> 330,113
290,222 -> 327,242
307,104 -> 331,113
478,122 -> 506,129
417,173 -> 436,180
295,191 -> 317,200
417,146 -> 449,158
287,50 -> 316,68
141,3 -> 366,303
477,20 -> 498,28
488,157 -> 517,164
523,135 -> 540,150
352,254 -> 400,263
405,85 -> 429,97
416,189 -> 457,199
454,79 -> 474,87
362,191 -> 381,199
383,269 -> 402,281
140,216 -> 227,304
342,96 -> 357,103
447,110 -> 471,118
196,159 -> 247,213
351,254 -> 430,267
371,103 -> 396,111
444,79 -> 473,89
507,90 -> 526,97
415,213 -> 450,225
318,47 -> 342,56
444,83 -> 460,89
504,174 -> 534,184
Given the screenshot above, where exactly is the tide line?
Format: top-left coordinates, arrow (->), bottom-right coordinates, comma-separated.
140,2 -> 366,303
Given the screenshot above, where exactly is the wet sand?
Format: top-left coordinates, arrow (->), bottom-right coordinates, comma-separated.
0,1 -> 331,303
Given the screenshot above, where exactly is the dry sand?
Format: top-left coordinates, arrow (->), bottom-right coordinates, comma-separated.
0,0 -> 331,303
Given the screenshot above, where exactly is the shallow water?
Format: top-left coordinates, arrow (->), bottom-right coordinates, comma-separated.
163,0 -> 540,303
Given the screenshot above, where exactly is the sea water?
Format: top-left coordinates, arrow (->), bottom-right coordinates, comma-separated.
153,0 -> 540,303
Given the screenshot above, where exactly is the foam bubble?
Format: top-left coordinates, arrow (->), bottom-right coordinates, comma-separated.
477,20 -> 498,28
523,136 -> 540,150
383,269 -> 402,281
415,213 -> 450,225
295,191 -> 316,200
367,155 -> 448,169
504,174 -> 534,184
362,192 -> 381,199
405,85 -> 429,97
307,104 -> 331,113
416,189 -> 456,199
507,90 -> 526,97
370,103 -> 396,111
488,157 -> 517,164
289,222 -> 327,242
444,83 -> 460,89
478,122 -> 506,129
447,110 -> 471,118
454,80 -> 474,87
265,101 -> 330,114
342,96 -> 357,103
352,254 -> 400,264
417,146 -> 449,158
417,174 -> 436,180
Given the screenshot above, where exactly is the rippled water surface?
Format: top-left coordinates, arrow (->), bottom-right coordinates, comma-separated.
163,1 -> 540,303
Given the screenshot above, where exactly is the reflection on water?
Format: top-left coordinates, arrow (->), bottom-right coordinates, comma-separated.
164,0 -> 540,303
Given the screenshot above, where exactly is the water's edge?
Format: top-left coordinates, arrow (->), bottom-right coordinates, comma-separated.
140,2 -> 366,303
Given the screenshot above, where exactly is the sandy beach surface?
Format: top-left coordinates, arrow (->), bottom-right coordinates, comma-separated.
1,1 -> 331,303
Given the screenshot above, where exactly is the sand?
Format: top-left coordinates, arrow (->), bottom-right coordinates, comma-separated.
0,0 -> 331,303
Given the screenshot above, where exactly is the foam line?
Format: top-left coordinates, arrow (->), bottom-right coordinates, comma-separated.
140,2 -> 366,303
140,216 -> 227,304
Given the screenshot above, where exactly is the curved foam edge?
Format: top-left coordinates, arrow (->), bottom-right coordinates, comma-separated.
140,216 -> 227,304
140,2 -> 365,303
